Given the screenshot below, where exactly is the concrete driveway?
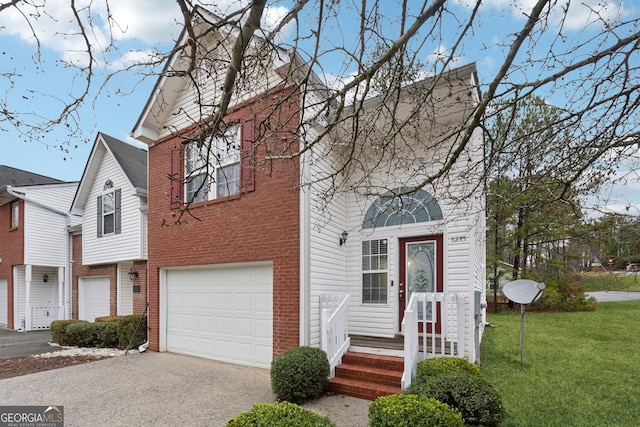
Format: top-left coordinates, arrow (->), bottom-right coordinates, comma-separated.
0,351 -> 370,427
0,328 -> 58,359
586,291 -> 640,302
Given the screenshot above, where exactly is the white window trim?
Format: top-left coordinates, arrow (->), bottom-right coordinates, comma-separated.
185,126 -> 241,203
102,180 -> 115,235
362,238 -> 389,304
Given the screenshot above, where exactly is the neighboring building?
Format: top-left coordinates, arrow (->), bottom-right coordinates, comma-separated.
0,165 -> 78,330
70,133 -> 148,321
132,7 -> 485,397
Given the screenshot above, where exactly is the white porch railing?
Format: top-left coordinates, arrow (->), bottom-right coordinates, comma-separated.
320,294 -> 351,377
30,306 -> 59,330
401,292 -> 468,389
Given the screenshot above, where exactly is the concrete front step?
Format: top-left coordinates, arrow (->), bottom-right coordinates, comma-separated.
329,351 -> 403,400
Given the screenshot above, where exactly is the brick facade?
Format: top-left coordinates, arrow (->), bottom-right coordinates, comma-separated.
146,86 -> 301,356
0,199 -> 24,329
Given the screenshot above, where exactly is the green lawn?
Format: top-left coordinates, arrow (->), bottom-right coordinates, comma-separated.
480,300 -> 640,426
581,272 -> 640,292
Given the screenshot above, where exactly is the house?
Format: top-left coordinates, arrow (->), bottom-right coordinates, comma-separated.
131,7 -> 485,395
0,165 -> 78,330
69,133 -> 148,322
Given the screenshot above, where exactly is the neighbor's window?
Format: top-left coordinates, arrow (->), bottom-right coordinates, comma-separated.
102,180 -> 115,234
185,127 -> 241,203
11,201 -> 19,228
362,239 -> 388,304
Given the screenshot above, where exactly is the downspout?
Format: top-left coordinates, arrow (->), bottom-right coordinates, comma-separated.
299,135 -> 311,346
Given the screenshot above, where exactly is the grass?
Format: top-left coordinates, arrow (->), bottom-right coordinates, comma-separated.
581,272 -> 640,292
480,300 -> 640,426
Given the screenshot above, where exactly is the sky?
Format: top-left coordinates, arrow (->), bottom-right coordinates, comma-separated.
0,0 -> 639,216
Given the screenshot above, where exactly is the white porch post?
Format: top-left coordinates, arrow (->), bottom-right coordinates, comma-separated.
25,264 -> 32,331
58,266 -> 65,320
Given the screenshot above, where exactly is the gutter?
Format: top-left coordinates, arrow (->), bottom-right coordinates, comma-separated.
5,186 -> 70,216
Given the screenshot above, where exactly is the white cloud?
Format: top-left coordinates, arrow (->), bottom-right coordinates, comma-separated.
456,0 -> 628,32
0,0 -> 180,66
0,1 -> 291,68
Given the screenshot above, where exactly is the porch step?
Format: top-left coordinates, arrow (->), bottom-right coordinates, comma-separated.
329,352 -> 403,401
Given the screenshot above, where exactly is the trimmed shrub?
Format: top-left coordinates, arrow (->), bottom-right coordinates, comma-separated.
95,322 -> 120,347
225,402 -> 336,427
530,277 -> 596,312
117,314 -> 147,349
95,315 -> 122,323
415,357 -> 483,380
405,372 -> 504,427
368,394 -> 465,427
271,346 -> 330,403
50,319 -> 87,346
63,321 -> 119,348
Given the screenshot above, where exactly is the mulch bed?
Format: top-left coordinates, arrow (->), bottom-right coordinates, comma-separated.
0,355 -> 109,380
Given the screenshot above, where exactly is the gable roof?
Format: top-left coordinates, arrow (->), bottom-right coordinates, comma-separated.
71,133 -> 147,215
100,133 -> 147,190
0,165 -> 64,187
131,5 -> 293,145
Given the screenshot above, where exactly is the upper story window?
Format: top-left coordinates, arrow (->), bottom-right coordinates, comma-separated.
185,126 -> 241,203
11,201 -> 19,228
97,180 -> 121,237
103,180 -> 115,234
169,118 -> 255,209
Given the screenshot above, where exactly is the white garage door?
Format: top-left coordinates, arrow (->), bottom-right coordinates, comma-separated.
79,277 -> 110,322
0,278 -> 7,326
165,264 -> 273,368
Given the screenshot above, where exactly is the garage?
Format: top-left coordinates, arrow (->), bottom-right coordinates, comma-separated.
164,263 -> 273,368
78,276 -> 110,322
0,278 -> 7,326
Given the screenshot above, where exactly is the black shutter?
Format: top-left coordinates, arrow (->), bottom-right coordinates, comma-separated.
114,188 -> 121,234
97,195 -> 103,238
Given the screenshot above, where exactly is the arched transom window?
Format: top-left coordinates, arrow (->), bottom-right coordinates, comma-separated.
362,187 -> 443,229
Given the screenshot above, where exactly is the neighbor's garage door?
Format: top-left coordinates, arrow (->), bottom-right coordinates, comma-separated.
0,278 -> 7,326
166,264 -> 273,368
78,277 -> 110,322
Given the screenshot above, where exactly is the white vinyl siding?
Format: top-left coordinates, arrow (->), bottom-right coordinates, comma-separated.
82,152 -> 145,265
163,263 -> 273,368
303,129 -> 349,347
17,183 -> 77,267
23,202 -> 69,266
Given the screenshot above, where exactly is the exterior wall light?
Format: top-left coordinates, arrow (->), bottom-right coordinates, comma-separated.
43,274 -> 48,283
339,231 -> 349,246
128,266 -> 139,281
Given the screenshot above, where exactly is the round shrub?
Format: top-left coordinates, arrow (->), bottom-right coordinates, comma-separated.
405,372 -> 504,427
415,357 -> 483,380
368,394 -> 465,427
225,402 -> 336,427
270,346 -> 330,403
50,319 -> 87,346
117,314 -> 147,349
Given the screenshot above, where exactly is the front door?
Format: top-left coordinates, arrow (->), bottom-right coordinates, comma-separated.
399,235 -> 443,333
